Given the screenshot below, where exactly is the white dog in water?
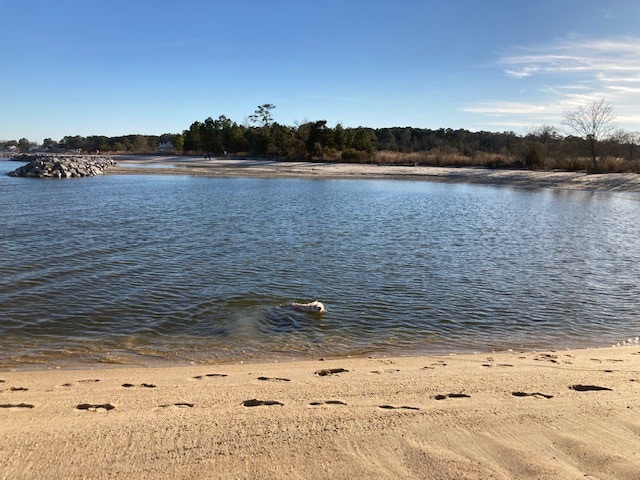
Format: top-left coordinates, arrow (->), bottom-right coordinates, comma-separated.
286,300 -> 326,314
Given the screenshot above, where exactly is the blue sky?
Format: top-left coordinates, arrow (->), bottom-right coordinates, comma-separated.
2,0 -> 640,142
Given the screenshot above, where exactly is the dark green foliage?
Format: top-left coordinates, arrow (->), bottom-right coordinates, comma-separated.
57,134 -> 159,153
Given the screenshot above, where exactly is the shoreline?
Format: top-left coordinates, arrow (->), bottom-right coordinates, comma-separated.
108,155 -> 640,192
0,336 -> 622,373
2,345 -> 639,479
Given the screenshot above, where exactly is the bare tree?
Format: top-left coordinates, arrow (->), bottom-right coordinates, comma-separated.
612,129 -> 640,162
563,98 -> 616,171
530,124 -> 559,143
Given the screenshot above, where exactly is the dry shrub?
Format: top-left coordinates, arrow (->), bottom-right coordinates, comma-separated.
373,151 -> 429,165
543,156 -> 636,173
311,148 -> 341,162
373,149 -> 476,167
471,151 -> 520,168
546,156 -> 590,171
597,157 -> 629,173
358,150 -> 640,173
628,160 -> 640,173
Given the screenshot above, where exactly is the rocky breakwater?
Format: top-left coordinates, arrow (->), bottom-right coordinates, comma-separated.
7,154 -> 116,178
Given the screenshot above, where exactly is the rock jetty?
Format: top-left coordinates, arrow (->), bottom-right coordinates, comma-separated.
7,154 -> 116,178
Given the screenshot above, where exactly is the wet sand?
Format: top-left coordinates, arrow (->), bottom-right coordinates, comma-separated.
108,155 -> 640,192
1,346 -> 639,479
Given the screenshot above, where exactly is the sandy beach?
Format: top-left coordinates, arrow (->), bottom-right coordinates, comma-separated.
1,346 -> 639,479
108,155 -> 640,192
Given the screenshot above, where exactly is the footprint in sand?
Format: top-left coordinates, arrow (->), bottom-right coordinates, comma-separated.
159,402 -> 194,408
535,353 -> 574,364
422,361 -> 448,370
379,404 -> 420,411
76,403 -> 115,412
569,384 -> 612,392
309,400 -> 347,406
534,354 -> 559,364
242,399 -> 283,407
0,403 -> 34,409
591,357 -> 624,363
433,393 -> 471,400
121,383 -> 156,388
512,391 -> 554,399
314,368 -> 348,377
257,376 -> 291,382
192,374 -> 228,380
61,379 -> 100,387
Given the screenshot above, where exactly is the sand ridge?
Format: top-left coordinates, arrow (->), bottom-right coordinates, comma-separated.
1,346 -> 639,479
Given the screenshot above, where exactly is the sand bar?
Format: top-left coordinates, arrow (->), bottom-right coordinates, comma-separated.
1,346 -> 639,479
108,155 -> 640,192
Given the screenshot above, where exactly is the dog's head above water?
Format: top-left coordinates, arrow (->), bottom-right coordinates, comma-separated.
306,301 -> 326,313
288,300 -> 326,314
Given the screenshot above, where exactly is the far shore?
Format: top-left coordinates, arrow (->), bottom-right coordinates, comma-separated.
1,345 -> 639,479
108,155 -> 640,192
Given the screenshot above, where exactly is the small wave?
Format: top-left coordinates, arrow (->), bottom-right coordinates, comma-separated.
613,336 -> 640,347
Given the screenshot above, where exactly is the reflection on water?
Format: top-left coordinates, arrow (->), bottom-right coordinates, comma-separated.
1,159 -> 639,368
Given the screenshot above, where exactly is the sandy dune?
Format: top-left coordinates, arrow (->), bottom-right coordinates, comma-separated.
108,155 -> 640,192
1,346 -> 639,479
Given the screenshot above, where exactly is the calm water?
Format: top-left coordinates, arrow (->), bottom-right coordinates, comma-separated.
1,158 -> 639,368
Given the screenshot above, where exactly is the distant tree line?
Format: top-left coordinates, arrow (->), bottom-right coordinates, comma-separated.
2,101 -> 639,173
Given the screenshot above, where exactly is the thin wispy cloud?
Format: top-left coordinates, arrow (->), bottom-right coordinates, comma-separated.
462,37 -> 640,131
504,66 -> 539,78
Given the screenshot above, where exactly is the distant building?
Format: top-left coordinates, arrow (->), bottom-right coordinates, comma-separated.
156,141 -> 174,153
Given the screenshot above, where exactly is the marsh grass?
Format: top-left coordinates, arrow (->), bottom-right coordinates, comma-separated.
364,150 -> 639,173
372,150 -> 520,168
